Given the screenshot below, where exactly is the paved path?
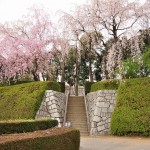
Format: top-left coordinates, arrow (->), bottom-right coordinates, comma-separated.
80,136 -> 150,150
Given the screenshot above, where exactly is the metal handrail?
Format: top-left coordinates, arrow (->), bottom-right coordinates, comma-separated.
84,93 -> 90,133
63,86 -> 70,126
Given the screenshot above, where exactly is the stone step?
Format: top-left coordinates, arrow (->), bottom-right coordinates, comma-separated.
66,96 -> 89,136
67,116 -> 87,119
67,108 -> 85,110
68,102 -> 85,104
71,125 -> 88,128
67,116 -> 86,118
68,102 -> 84,105
67,112 -> 86,115
67,109 -> 86,112
67,121 -> 87,124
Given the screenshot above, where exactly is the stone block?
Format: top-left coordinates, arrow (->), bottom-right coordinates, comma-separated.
110,99 -> 114,104
51,104 -> 57,109
106,118 -> 111,123
97,121 -> 104,126
108,105 -> 114,112
108,90 -> 116,94
102,117 -> 107,121
90,128 -> 98,135
99,102 -> 109,107
102,108 -> 107,113
51,113 -> 60,118
105,96 -> 111,100
93,116 -> 100,122
94,107 -> 101,116
45,98 -> 50,102
112,97 -> 116,100
105,123 -> 110,129
97,125 -> 105,132
50,109 -> 58,113
47,101 -> 52,106
97,96 -> 104,101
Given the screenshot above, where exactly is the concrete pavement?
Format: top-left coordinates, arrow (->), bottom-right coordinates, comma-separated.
80,136 -> 150,150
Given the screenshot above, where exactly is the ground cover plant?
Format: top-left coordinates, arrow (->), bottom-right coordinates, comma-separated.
0,81 -> 60,120
0,128 -> 80,150
111,77 -> 150,136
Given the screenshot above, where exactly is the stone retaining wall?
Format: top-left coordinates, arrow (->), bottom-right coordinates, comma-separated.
86,90 -> 117,135
35,90 -> 66,127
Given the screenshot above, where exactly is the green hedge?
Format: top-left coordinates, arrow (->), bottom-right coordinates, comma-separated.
84,81 -> 95,95
91,79 -> 120,92
111,77 -> 150,136
0,128 -> 80,150
0,81 -> 60,120
47,81 -> 61,92
0,119 -> 58,135
58,82 -> 65,93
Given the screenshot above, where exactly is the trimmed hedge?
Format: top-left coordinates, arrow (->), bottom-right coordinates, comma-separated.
0,128 -> 80,150
111,77 -> 150,136
0,119 -> 58,135
84,81 -> 95,95
47,81 -> 61,92
91,79 -> 120,92
58,82 -> 65,93
0,81 -> 60,120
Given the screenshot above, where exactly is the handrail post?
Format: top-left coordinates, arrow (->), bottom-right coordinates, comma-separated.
83,91 -> 90,133
63,86 -> 70,126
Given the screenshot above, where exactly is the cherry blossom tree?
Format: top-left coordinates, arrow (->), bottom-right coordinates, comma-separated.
0,6 -> 54,83
90,0 -> 142,42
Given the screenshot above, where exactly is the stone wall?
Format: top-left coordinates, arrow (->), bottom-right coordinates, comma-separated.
35,90 -> 66,127
86,90 -> 117,135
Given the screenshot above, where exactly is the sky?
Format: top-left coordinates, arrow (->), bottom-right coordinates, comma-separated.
0,0 -> 87,23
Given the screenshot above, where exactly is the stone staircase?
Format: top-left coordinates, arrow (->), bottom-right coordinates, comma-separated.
66,96 -> 89,136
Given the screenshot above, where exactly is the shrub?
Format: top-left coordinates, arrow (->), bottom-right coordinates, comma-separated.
84,81 -> 95,95
0,128 -> 80,150
91,79 -> 120,92
0,119 -> 58,135
58,82 -> 65,93
119,57 -> 140,79
0,81 -> 60,120
46,81 -> 61,92
111,77 -> 150,136
143,48 -> 150,73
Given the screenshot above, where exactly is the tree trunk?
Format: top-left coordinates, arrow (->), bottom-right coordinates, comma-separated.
32,71 -> 39,81
88,36 -> 94,82
112,19 -> 118,43
89,59 -> 93,82
61,62 -> 65,82
75,48 -> 78,96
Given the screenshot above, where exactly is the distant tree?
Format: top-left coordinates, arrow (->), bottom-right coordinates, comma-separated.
65,47 -> 76,86
90,0 -> 142,42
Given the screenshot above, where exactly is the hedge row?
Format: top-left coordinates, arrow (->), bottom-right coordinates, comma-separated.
84,81 -> 95,95
0,81 -> 60,120
0,119 -> 58,135
91,79 -> 120,92
111,77 -> 150,136
0,128 -> 80,150
58,82 -> 65,93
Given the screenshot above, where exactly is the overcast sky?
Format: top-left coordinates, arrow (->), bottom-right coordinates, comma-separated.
0,0 -> 87,23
